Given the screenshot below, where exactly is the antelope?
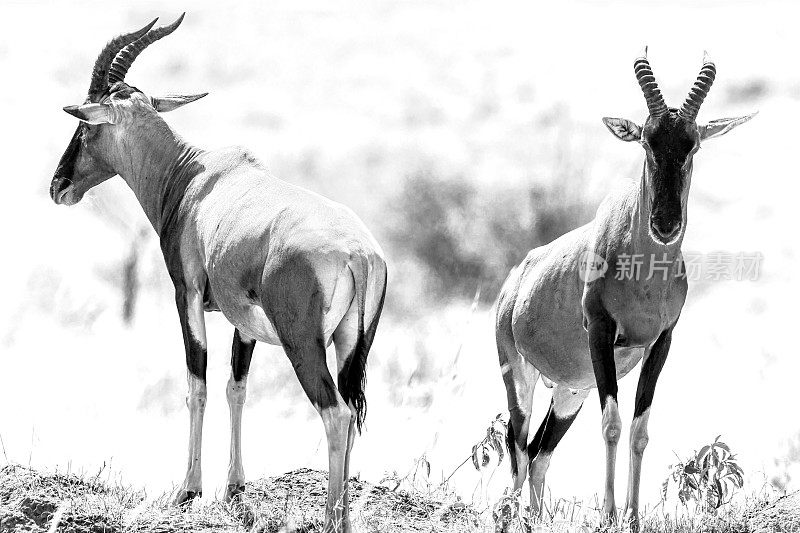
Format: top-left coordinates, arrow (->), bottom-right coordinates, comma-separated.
50,15 -> 387,532
496,50 -> 753,529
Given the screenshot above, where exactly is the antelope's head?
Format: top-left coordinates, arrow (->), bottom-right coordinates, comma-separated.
602,49 -> 754,245
51,14 -> 206,206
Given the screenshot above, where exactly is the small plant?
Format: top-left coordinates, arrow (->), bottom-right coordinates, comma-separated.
472,414 -> 507,471
492,488 -> 528,533
662,435 -> 745,513
435,414 -> 507,492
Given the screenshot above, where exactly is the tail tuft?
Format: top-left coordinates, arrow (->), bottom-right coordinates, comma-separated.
341,336 -> 368,432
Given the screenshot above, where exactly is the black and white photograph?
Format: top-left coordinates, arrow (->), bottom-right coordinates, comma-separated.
0,1 -> 796,531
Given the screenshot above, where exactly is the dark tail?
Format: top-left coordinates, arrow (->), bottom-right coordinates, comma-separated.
338,257 -> 387,433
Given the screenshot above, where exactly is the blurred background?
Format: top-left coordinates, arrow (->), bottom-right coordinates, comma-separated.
0,0 -> 796,512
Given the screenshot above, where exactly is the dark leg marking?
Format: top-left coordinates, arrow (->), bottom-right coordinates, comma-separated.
586,306 -> 617,410
176,285 -> 207,380
261,254 -> 338,411
528,398 -> 583,458
231,329 -> 255,383
506,420 -> 519,477
633,328 -> 672,418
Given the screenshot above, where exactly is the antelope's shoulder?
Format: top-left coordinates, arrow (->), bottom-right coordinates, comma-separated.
519,223 -> 593,284
509,223 -> 592,320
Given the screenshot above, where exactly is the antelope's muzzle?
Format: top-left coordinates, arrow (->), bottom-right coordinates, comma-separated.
649,215 -> 682,244
51,126 -> 82,205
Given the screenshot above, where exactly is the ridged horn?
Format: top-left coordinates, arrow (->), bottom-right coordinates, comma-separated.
634,47 -> 668,118
87,18 -> 158,100
679,51 -> 716,121
107,13 -> 185,86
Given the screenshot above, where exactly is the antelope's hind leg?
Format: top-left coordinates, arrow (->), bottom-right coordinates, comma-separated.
262,262 -> 353,533
496,291 -> 538,497
282,331 -> 351,532
527,386 -> 587,516
225,329 -> 256,502
329,271 -> 384,530
331,301 -> 361,526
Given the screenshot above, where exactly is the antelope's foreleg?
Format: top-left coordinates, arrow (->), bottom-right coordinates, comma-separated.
225,329 -> 256,502
585,303 -> 620,524
174,283 -> 208,506
624,328 -> 672,532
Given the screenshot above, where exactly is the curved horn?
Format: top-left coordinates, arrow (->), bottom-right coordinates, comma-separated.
679,51 -> 716,121
108,13 -> 185,86
87,18 -> 158,100
634,47 -> 669,118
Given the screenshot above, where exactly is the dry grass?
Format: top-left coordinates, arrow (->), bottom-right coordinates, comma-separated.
488,491 -> 779,533
0,465 -> 481,533
0,463 -> 792,533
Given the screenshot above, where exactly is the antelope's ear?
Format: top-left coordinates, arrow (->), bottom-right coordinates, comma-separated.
151,93 -> 208,113
63,103 -> 115,124
602,117 -> 641,142
699,112 -> 756,142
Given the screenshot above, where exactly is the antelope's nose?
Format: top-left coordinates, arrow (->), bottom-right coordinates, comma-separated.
651,218 -> 682,243
50,176 -> 79,205
50,176 -> 71,202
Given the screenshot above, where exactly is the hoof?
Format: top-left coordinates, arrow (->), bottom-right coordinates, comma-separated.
598,510 -> 618,530
173,489 -> 202,507
224,483 -> 246,503
623,510 -> 640,533
323,519 -> 351,533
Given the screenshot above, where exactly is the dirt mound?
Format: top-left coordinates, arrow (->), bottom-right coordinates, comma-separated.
245,468 -> 479,532
0,465 -> 481,533
0,464 -> 130,532
748,491 -> 800,533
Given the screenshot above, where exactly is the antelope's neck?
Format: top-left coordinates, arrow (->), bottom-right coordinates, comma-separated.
114,119 -> 204,236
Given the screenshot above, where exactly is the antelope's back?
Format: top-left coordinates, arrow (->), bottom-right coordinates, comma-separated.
181,146 -> 384,340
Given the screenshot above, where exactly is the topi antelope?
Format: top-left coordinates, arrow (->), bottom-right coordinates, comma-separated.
50,15 -> 387,532
496,50 -> 753,529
